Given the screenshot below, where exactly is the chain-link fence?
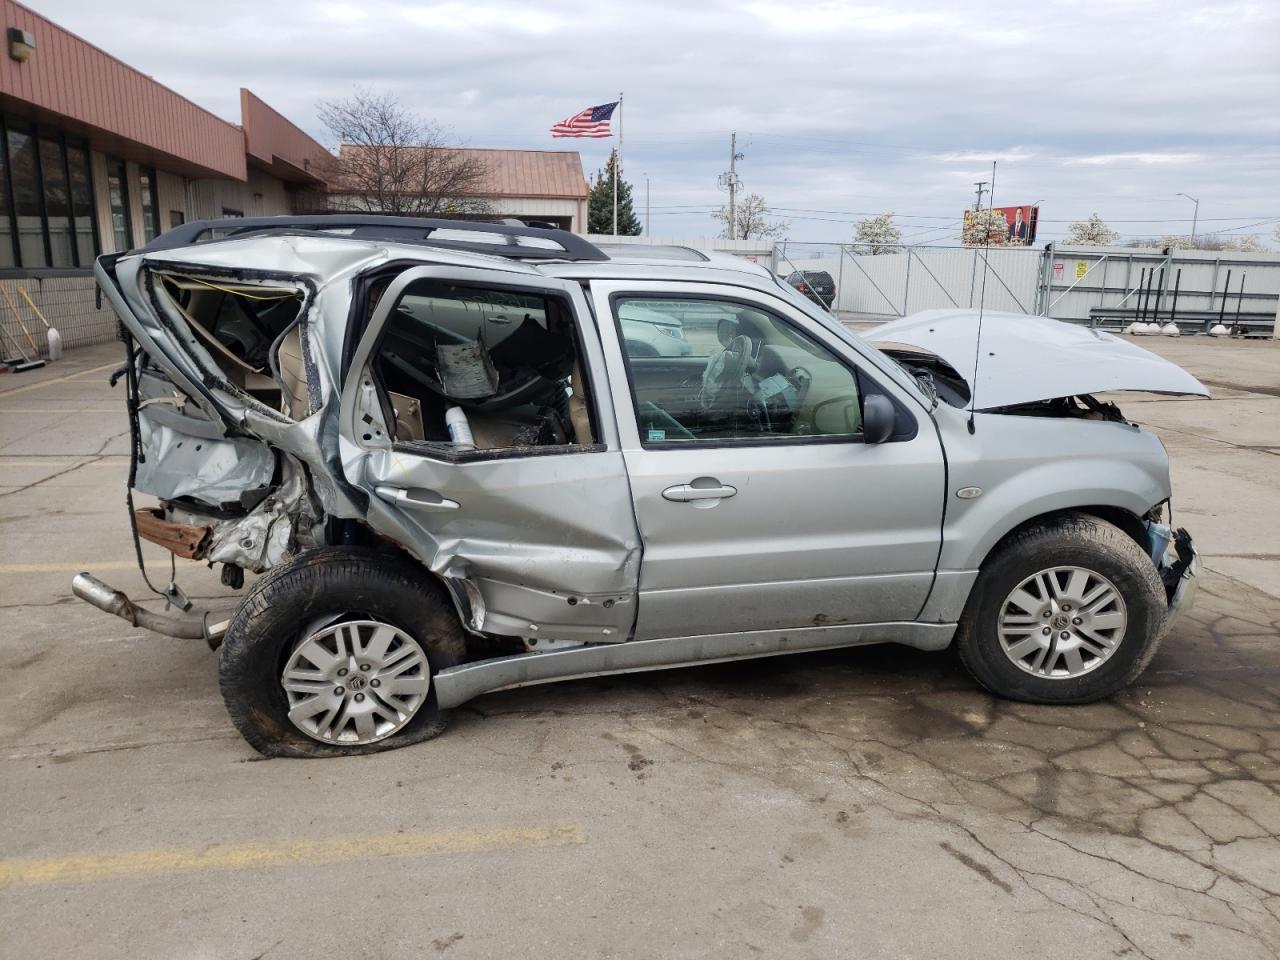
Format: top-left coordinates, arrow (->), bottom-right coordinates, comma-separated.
0,271 -> 117,360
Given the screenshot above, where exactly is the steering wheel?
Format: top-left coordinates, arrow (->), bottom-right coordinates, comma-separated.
699,334 -> 753,414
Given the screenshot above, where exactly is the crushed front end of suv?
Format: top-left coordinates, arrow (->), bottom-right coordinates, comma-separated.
78,217 -> 1204,757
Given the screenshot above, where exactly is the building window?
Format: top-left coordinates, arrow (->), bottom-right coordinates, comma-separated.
139,167 -> 160,242
6,124 -> 44,267
38,135 -> 74,266
67,146 -> 95,266
107,158 -> 132,253
0,117 -> 99,268
0,129 -> 12,268
169,210 -> 185,229
221,207 -> 243,218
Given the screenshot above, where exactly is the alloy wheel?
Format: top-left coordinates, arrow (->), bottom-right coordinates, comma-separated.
281,619 -> 432,744
996,566 -> 1128,678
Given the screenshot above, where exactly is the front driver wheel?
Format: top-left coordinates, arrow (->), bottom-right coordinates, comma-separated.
219,547 -> 466,758
956,512 -> 1167,704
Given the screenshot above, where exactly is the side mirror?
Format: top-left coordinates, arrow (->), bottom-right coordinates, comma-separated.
862,393 -> 896,444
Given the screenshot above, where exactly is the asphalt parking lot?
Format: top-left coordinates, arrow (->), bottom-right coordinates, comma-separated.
1,334 -> 1278,959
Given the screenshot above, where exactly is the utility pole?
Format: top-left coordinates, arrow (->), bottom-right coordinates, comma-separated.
973,181 -> 989,211
717,133 -> 744,238
644,174 -> 650,237
1176,192 -> 1200,245
728,133 -> 738,238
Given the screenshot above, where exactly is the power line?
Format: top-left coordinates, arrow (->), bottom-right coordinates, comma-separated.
647,204 -> 1278,225
1198,216 -> 1280,236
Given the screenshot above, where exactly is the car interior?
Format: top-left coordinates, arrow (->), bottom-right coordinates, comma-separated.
154,271 -> 595,451
368,279 -> 594,450
618,299 -> 863,443
155,272 -> 310,413
153,272 -> 862,451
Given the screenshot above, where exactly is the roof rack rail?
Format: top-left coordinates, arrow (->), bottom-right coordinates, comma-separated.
139,215 -> 610,262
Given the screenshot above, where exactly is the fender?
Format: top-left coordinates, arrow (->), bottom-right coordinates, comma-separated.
918,407 -> 1171,622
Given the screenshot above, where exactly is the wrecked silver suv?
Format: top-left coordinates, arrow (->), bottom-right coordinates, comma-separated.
77,217 -> 1202,757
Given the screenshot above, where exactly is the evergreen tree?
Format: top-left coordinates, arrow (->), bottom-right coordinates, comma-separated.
587,150 -> 642,235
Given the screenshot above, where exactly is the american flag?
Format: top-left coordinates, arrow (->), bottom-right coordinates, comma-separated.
550,101 -> 618,138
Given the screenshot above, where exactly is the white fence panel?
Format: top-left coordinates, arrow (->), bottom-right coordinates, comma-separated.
1042,246 -> 1280,331
775,243 -> 1043,318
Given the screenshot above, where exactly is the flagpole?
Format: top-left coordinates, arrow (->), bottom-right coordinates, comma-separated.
613,92 -> 622,237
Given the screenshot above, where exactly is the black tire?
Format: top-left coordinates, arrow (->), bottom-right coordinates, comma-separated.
626,340 -> 660,358
219,546 -> 466,758
956,511 -> 1167,704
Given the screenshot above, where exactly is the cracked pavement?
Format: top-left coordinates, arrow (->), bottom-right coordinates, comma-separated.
0,337 -> 1277,959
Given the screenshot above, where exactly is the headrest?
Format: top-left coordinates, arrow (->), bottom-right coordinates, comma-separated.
717,309 -> 771,348
716,317 -> 738,348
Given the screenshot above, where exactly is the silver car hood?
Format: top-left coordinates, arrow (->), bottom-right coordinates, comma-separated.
868,309 -> 1208,409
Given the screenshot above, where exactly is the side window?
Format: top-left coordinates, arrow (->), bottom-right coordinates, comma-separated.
371,280 -> 595,453
106,157 -> 131,253
614,297 -> 862,444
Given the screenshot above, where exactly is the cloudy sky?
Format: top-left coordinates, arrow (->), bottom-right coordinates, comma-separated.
39,0 -> 1280,245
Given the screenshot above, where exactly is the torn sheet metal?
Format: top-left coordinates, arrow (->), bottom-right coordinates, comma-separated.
869,309 -> 1209,409
134,409 -> 275,509
164,458 -> 323,573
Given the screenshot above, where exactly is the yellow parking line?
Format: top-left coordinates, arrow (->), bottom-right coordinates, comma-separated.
0,360 -> 119,399
0,822 -> 585,888
0,560 -> 201,574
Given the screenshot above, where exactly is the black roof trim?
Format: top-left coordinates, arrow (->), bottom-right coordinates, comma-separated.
138,216 -> 610,262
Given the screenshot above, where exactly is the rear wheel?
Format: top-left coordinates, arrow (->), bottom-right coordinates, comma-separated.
956,512 -> 1166,704
219,547 -> 466,757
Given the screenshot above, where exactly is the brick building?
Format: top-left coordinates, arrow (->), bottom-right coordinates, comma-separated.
0,2 -> 588,356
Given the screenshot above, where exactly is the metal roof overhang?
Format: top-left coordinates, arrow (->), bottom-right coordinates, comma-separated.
0,93 -> 247,181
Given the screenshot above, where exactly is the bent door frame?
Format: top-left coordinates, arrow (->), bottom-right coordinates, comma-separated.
339,263 -> 641,643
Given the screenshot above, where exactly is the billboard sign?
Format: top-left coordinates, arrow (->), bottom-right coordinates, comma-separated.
1000,204 -> 1038,245
962,204 -> 1040,245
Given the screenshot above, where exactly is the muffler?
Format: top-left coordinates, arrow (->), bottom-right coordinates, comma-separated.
72,572 -> 230,649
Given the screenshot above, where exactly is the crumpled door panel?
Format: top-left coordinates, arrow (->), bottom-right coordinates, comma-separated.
358,446 -> 641,643
129,368 -> 276,510
134,412 -> 275,509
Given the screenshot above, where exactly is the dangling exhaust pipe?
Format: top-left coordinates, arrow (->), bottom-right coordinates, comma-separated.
72,573 -> 230,649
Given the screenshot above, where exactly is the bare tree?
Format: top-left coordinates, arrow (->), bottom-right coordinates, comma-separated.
316,89 -> 492,216
713,193 -> 789,240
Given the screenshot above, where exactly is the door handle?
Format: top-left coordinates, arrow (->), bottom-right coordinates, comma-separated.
662,480 -> 738,502
375,485 -> 460,511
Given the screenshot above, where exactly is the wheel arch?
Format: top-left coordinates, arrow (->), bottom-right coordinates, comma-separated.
320,527 -> 480,638
938,451 -> 1167,574
981,504 -> 1151,573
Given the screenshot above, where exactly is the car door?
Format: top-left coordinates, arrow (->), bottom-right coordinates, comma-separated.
340,264 -> 642,644
589,280 -> 946,641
